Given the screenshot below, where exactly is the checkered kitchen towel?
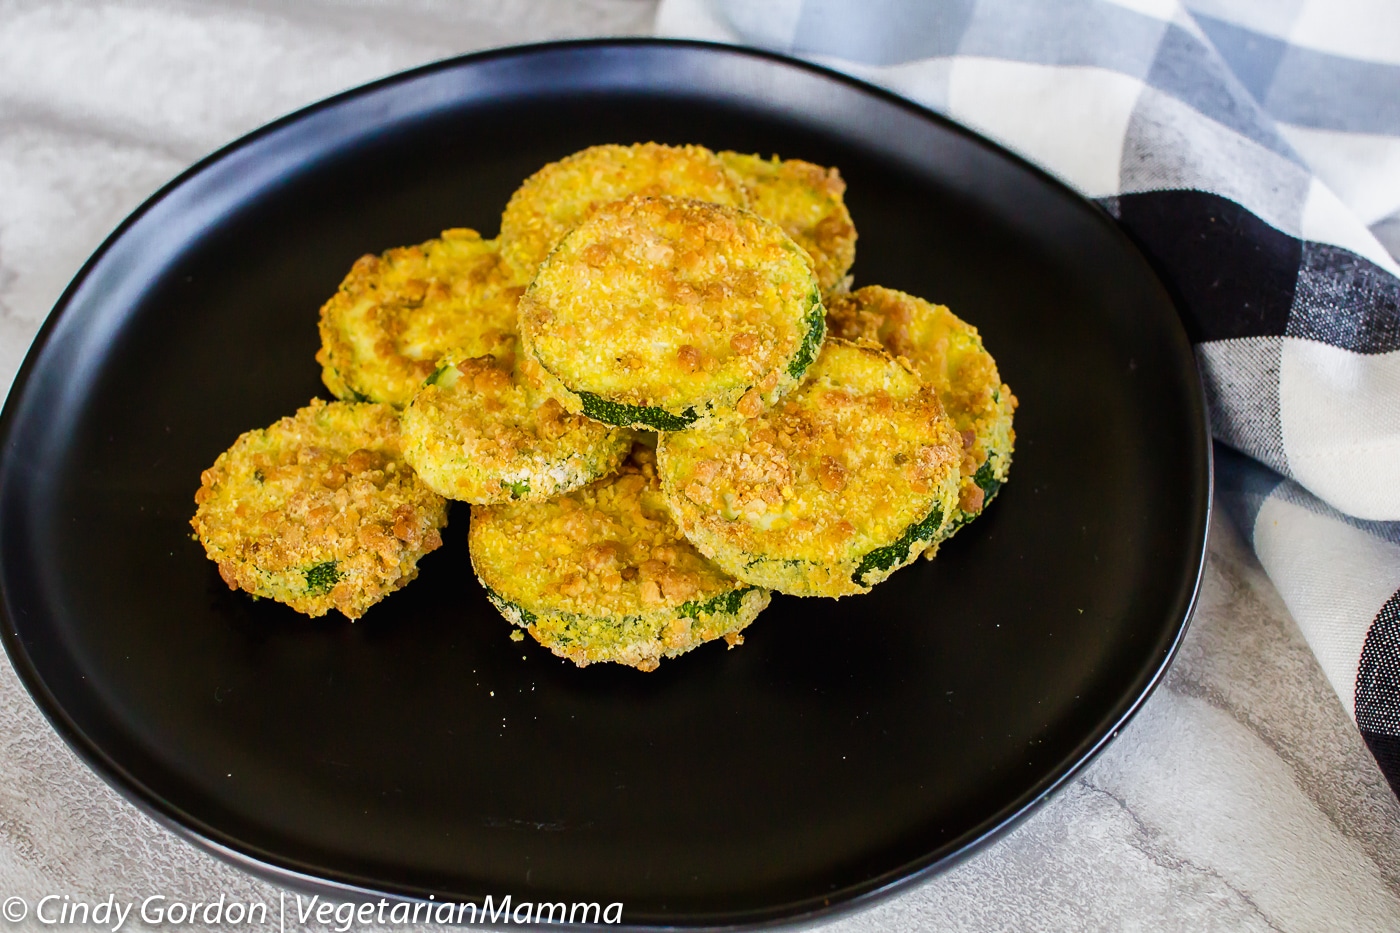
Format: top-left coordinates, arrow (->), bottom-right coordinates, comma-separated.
657,0 -> 1400,793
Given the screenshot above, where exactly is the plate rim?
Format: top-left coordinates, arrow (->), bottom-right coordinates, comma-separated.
0,37 -> 1213,929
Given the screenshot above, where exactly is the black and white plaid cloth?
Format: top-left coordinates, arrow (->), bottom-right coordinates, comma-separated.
658,0 -> 1400,793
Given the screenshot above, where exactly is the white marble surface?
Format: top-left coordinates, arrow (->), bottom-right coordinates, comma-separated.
1,2 -> 1398,930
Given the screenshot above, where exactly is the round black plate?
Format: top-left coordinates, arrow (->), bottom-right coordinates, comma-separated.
0,40 -> 1209,928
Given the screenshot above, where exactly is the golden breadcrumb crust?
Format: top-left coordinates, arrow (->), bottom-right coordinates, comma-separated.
826,286 -> 1016,541
401,345 -> 632,503
519,195 -> 824,430
191,399 -> 448,619
469,446 -> 769,671
720,151 -> 857,295
316,228 -> 520,407
497,142 -> 749,286
657,339 -> 963,597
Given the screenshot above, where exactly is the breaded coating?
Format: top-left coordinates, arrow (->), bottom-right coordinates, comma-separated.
470,446 -> 769,671
498,142 -> 749,286
657,339 -> 963,597
720,151 -> 857,295
316,228 -> 520,407
520,196 -> 825,431
191,399 -> 449,619
401,344 -> 632,503
826,286 -> 1016,547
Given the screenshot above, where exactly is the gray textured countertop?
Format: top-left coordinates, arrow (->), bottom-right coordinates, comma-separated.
2,2 -> 1398,930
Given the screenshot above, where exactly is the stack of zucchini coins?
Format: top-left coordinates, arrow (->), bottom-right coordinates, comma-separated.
190,142 -> 1015,671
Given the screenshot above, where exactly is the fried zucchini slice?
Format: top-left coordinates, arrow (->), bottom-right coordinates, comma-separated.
519,196 -> 825,431
470,446 -> 769,671
657,339 -> 963,597
316,228 -> 519,407
498,142 -> 749,286
826,286 -> 1016,546
401,345 -> 632,503
719,151 -> 857,295
191,399 -> 448,619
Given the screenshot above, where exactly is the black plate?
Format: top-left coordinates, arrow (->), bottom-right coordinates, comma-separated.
0,40 -> 1209,928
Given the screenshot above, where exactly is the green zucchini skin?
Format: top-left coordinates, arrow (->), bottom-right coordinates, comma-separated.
482,577 -> 769,671
825,286 -> 1017,559
785,289 -> 825,379
469,446 -> 772,671
518,197 -> 826,432
528,288 -> 826,432
190,398 -> 448,620
401,349 -> 632,504
578,392 -> 700,432
851,504 -> 945,586
658,340 -> 962,598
